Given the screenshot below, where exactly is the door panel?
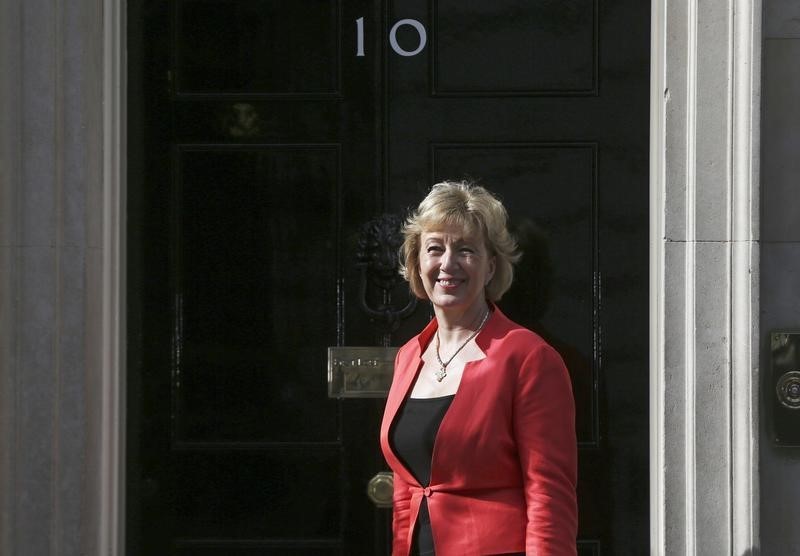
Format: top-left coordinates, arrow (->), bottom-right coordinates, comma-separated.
175,0 -> 340,95
128,0 -> 649,553
173,451 -> 341,538
174,146 -> 340,444
129,0 -> 386,553
432,0 -> 597,94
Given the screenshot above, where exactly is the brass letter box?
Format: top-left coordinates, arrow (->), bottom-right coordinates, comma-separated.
327,346 -> 398,398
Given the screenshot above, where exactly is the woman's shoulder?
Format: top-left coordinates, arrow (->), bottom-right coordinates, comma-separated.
487,310 -> 552,354
489,313 -> 568,371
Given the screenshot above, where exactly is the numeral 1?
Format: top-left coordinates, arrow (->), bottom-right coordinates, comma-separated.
356,17 -> 365,57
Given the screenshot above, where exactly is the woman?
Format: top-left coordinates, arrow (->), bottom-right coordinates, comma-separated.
380,181 -> 577,555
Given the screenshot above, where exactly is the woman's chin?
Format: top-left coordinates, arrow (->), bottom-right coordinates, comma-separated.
430,294 -> 482,312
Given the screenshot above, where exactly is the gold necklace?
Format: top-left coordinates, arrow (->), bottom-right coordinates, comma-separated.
433,309 -> 490,382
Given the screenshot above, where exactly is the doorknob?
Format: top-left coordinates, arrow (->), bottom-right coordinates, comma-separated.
367,471 -> 394,508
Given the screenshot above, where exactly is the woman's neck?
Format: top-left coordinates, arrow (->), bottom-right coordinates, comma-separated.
434,301 -> 491,345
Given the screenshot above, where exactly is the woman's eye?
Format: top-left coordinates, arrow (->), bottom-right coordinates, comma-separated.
427,246 -> 443,253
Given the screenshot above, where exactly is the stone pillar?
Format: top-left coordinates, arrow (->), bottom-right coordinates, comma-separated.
0,0 -> 122,554
650,0 -> 761,553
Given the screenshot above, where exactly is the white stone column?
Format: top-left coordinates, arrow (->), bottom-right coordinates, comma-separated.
650,0 -> 761,554
0,0 -> 124,554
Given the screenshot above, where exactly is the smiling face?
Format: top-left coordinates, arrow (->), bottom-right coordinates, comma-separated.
418,224 -> 496,318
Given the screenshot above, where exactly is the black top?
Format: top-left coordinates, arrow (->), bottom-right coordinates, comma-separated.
391,395 -> 454,556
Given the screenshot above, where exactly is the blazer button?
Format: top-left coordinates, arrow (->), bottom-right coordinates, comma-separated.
423,487 -> 432,497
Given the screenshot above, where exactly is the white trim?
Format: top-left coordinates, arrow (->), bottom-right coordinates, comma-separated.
683,1 -> 698,552
730,0 -> 761,551
649,0 -> 666,551
100,0 -> 125,554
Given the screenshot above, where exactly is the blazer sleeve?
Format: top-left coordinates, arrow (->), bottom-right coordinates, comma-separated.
514,343 -> 578,555
392,467 -> 412,555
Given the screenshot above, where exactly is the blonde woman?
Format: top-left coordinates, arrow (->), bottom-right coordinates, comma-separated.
380,181 -> 577,555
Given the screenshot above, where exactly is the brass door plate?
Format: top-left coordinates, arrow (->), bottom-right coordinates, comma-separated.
327,346 -> 398,398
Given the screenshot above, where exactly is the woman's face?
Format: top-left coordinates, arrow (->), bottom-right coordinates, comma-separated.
418,223 -> 496,315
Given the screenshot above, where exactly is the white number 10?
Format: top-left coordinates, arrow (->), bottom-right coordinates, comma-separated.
356,17 -> 428,57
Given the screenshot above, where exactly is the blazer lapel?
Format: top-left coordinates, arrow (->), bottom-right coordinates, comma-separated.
381,317 -> 438,485
427,306 -> 505,485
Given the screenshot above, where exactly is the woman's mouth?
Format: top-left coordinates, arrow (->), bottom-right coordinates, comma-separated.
437,278 -> 462,287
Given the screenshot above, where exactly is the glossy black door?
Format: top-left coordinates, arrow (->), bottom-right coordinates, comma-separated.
127,1 -> 649,554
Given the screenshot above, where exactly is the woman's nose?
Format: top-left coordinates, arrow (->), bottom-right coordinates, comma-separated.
440,247 -> 458,271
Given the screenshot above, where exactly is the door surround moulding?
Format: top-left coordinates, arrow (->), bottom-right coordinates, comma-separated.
649,0 -> 761,553
93,0 -> 761,554
97,0 -> 126,554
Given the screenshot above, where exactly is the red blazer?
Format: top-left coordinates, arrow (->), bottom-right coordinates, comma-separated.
380,307 -> 577,555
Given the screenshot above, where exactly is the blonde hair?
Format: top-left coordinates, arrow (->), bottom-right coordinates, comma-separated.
400,181 -> 521,301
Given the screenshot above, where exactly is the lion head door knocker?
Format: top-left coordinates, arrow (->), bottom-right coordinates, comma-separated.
326,214 -> 416,399
355,213 -> 417,347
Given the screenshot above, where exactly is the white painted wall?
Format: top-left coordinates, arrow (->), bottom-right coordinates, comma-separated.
760,1 -> 800,554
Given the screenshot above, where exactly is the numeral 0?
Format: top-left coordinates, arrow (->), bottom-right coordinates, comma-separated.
356,17 -> 428,57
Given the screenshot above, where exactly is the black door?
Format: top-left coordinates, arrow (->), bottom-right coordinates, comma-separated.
127,1 -> 649,554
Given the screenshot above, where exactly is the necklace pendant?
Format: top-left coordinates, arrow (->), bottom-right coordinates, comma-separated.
434,366 -> 447,382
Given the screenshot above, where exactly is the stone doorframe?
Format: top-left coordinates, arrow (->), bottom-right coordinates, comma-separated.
0,0 -> 762,554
